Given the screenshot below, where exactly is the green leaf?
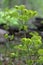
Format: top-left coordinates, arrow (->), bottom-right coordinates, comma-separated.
10,53 -> 16,58
4,34 -> 8,39
26,60 -> 33,65
38,56 -> 43,64
38,49 -> 43,55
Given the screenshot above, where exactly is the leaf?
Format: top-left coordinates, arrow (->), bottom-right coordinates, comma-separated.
38,49 -> 43,55
26,60 -> 33,65
4,33 -> 8,39
10,53 -> 16,58
38,56 -> 43,64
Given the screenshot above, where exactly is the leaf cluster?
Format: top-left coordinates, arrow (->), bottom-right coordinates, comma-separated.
0,5 -> 37,30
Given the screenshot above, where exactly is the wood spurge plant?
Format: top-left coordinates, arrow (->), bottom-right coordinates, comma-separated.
0,5 -> 37,30
0,5 -> 43,65
10,32 -> 43,65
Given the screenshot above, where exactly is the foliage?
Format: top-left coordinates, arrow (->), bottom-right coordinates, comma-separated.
0,5 -> 37,30
10,32 -> 43,65
28,0 -> 43,17
4,34 -> 14,40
